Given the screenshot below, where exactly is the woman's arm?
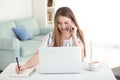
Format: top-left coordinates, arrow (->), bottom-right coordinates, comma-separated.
72,34 -> 80,46
16,32 -> 53,74
24,50 -> 39,69
16,50 -> 39,74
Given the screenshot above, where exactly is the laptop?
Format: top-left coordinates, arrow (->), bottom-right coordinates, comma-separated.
38,47 -> 82,74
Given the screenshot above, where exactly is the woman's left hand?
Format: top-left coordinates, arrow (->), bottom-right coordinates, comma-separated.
69,22 -> 77,37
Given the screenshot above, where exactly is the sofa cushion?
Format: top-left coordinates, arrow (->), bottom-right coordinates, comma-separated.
0,38 -> 20,50
39,26 -> 53,35
0,21 -> 16,38
20,40 -> 42,57
32,35 -> 45,41
14,17 -> 40,36
13,27 -> 32,41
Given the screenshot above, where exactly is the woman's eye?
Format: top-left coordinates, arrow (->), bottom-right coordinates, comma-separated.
65,22 -> 69,25
57,22 -> 61,25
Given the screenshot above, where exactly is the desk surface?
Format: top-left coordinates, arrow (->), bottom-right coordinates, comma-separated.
0,63 -> 117,80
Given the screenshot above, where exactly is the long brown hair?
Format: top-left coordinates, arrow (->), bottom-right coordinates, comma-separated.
53,7 -> 86,57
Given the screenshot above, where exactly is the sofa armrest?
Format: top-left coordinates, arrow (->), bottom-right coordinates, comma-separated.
0,37 -> 20,51
39,26 -> 54,35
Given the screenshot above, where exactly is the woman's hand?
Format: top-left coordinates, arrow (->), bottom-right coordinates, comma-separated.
68,21 -> 80,46
15,52 -> 39,74
69,21 -> 77,37
16,64 -> 27,74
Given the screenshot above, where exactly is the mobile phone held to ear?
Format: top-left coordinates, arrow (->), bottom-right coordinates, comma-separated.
69,27 -> 74,32
69,21 -> 74,32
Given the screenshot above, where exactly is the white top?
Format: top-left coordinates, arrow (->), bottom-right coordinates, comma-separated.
41,32 -> 84,48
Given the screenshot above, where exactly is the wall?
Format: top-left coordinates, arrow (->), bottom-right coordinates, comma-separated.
0,0 -> 32,22
0,0 -> 47,26
32,0 -> 47,26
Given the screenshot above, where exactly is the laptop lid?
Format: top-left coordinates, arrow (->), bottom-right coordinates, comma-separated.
38,47 -> 82,74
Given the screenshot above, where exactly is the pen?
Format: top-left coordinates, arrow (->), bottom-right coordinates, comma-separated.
16,57 -> 20,71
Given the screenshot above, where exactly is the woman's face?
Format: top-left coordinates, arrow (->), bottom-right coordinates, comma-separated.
57,16 -> 71,34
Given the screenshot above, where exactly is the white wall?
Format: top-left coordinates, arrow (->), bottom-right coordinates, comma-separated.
32,0 -> 47,26
0,0 -> 32,22
0,0 -> 47,26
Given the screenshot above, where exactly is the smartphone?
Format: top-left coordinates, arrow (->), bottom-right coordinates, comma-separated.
69,21 -> 74,32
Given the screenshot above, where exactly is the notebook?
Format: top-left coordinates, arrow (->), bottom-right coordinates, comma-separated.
10,67 -> 36,78
38,47 -> 82,74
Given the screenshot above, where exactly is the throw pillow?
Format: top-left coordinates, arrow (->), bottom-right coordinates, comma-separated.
12,27 -> 32,41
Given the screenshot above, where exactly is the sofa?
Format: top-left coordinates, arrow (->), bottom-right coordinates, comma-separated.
0,17 -> 53,70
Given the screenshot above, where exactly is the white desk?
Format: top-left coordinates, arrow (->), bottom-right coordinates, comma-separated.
0,63 -> 117,80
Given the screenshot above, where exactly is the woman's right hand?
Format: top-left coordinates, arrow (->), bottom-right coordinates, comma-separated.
16,64 -> 27,74
15,51 -> 39,74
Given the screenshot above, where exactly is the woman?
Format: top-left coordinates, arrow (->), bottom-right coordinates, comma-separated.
16,7 -> 86,74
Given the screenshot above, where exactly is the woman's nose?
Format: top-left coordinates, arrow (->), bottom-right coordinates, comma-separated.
61,24 -> 66,29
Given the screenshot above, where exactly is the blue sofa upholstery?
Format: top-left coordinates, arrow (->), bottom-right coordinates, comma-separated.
0,17 -> 53,70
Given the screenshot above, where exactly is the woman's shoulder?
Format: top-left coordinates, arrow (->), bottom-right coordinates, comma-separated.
45,32 -> 54,40
41,32 -> 54,47
49,32 -> 53,35
47,32 -> 54,38
44,32 -> 53,37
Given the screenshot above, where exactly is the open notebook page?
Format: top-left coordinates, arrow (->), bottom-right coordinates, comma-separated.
10,67 -> 36,78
